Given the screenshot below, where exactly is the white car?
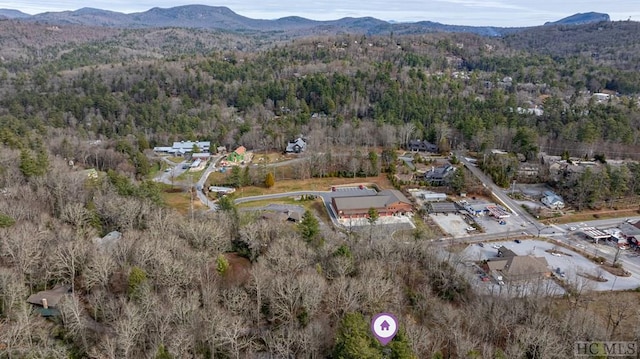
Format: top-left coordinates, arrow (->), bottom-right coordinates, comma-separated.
569,227 -> 576,231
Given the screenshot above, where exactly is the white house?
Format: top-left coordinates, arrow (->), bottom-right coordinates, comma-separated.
541,191 -> 565,210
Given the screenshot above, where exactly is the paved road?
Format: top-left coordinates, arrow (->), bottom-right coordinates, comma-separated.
153,155 -> 223,210
457,153 -> 551,236
154,158 -> 189,185
195,155 -> 223,210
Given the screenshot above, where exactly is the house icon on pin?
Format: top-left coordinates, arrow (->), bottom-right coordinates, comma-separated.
380,320 -> 390,331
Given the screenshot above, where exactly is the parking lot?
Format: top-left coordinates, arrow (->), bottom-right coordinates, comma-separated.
429,198 -> 529,238
461,239 -> 640,292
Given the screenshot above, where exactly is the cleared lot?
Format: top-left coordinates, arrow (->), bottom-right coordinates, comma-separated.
429,213 -> 470,237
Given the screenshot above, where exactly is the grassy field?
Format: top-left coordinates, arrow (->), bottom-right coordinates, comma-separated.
235,174 -> 394,198
251,152 -> 292,164
161,189 -> 206,215
167,156 -> 184,163
178,169 -> 204,181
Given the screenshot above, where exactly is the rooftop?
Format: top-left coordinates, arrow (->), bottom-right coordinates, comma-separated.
27,285 -> 72,308
333,189 -> 411,211
488,255 -> 549,279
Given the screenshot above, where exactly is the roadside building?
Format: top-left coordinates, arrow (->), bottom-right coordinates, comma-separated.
427,202 -> 459,214
487,255 -> 550,282
581,227 -> 611,243
332,189 -> 412,219
541,191 -> 565,210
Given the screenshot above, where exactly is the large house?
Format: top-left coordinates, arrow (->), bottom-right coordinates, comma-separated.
424,164 -> 455,186
487,250 -> 550,282
332,189 -> 412,219
285,138 -> 307,153
408,140 -> 438,153
153,141 -> 211,156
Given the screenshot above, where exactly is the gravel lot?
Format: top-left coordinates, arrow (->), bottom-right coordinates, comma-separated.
429,213 -> 470,237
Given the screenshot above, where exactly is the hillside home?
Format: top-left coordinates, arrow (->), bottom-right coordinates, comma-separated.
285,137 -> 307,153
408,140 -> 438,153
27,285 -> 72,317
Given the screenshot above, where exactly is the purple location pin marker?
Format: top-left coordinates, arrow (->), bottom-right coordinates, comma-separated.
371,313 -> 398,346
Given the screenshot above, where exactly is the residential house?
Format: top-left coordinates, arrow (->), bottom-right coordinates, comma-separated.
517,163 -> 540,179
332,189 -> 413,219
227,146 -> 247,163
408,140 -> 438,153
424,164 -> 455,186
27,285 -> 72,317
541,191 -> 565,210
93,231 -> 122,251
285,138 -> 307,153
487,255 -> 550,282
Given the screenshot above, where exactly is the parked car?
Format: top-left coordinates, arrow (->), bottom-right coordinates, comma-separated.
477,243 -> 484,247
358,184 -> 364,189
514,239 -> 522,244
331,186 -> 336,192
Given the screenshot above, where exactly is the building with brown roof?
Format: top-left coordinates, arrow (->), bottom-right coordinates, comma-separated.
331,189 -> 413,219
487,255 -> 550,282
227,146 -> 246,162
26,285 -> 72,317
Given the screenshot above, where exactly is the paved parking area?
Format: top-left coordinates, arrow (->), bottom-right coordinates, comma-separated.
461,239 -> 640,291
474,213 -> 528,234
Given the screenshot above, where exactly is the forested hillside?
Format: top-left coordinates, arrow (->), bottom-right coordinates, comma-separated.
1,18 -> 640,358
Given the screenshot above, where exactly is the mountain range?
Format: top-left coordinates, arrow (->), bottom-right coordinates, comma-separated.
0,5 -> 611,37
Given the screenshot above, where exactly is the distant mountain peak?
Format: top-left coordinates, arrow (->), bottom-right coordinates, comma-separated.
544,12 -> 610,26
0,8 -> 31,18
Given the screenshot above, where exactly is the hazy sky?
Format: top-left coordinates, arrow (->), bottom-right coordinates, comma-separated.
4,1 -> 639,26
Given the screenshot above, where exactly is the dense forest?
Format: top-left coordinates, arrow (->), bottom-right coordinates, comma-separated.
1,18 -> 640,358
